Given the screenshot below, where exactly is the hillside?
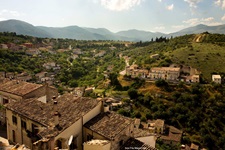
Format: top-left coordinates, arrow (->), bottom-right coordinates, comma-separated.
121,33 -> 225,82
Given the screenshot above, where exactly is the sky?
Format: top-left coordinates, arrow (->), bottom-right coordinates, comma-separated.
0,0 -> 225,33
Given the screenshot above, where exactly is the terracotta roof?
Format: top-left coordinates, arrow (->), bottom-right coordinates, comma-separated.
133,128 -> 154,138
160,126 -> 182,142
120,138 -> 158,150
6,93 -> 100,138
151,67 -> 180,72
84,111 -> 133,140
0,79 -> 42,96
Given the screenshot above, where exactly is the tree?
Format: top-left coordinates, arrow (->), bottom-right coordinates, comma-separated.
128,88 -> 138,99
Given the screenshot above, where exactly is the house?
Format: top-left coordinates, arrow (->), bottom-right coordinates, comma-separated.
0,44 -> 8,49
16,72 -> 32,82
5,93 -> 102,150
0,79 -> 57,105
190,143 -> 199,150
95,51 -> 106,57
143,119 -> 165,134
212,75 -> 221,84
126,65 -> 149,78
191,75 -> 200,83
0,79 -> 58,124
160,126 -> 183,145
25,49 -> 41,56
74,87 -> 85,97
150,54 -> 159,59
83,111 -> 134,150
148,67 -> 180,81
23,43 -> 33,48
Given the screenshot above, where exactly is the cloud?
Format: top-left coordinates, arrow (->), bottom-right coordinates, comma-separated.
100,0 -> 143,11
0,9 -> 24,17
158,0 -> 162,2
154,26 -> 165,30
202,17 -> 214,22
183,17 -> 223,26
215,0 -> 225,9
166,4 -> 174,10
222,14 -> 225,21
184,0 -> 202,8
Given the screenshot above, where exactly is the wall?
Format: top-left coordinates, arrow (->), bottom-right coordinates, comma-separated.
54,101 -> 102,150
6,109 -> 44,149
23,85 -> 58,102
84,142 -> 111,150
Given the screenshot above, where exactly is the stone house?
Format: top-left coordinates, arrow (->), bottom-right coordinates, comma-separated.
0,79 -> 58,124
83,111 -> 134,150
160,126 -> 183,145
212,75 -> 221,84
5,93 -> 102,150
148,67 -> 180,81
126,65 -> 149,78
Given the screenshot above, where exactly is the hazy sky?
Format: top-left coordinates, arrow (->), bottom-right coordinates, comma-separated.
0,0 -> 225,33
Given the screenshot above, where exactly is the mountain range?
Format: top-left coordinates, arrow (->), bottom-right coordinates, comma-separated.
0,19 -> 225,41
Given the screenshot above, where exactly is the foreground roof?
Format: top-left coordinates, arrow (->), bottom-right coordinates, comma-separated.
120,138 -> 158,150
0,79 -> 42,96
6,93 -> 100,138
84,111 -> 134,140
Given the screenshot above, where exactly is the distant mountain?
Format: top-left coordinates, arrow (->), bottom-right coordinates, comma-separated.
116,29 -> 166,41
169,24 -> 225,37
0,19 -> 225,41
0,20 -> 51,38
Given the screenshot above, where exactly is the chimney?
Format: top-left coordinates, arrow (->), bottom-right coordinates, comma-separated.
54,111 -> 59,126
53,100 -> 57,112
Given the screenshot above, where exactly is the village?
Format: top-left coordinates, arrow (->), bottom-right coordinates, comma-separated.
0,35 -> 224,150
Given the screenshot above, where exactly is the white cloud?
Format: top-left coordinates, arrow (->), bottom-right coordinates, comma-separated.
202,17 -> 214,22
214,0 -> 225,9
100,0 -> 143,11
158,0 -> 162,2
215,0 -> 221,6
154,26 -> 165,30
0,9 -> 24,17
166,4 -> 174,10
221,14 -> 225,21
184,0 -> 202,8
183,17 -> 222,26
183,18 -> 199,25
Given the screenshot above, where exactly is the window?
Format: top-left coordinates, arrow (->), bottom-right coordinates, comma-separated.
12,130 -> 16,142
12,115 -> 17,125
119,140 -> 124,146
21,120 -> 27,130
3,98 -> 9,104
87,134 -> 93,141
32,123 -> 39,135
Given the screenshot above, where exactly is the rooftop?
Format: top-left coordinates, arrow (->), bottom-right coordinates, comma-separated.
151,67 -> 180,72
6,93 -> 100,138
84,111 -> 133,140
160,126 -> 182,142
212,75 -> 221,78
120,138 -> 158,150
0,79 -> 42,96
